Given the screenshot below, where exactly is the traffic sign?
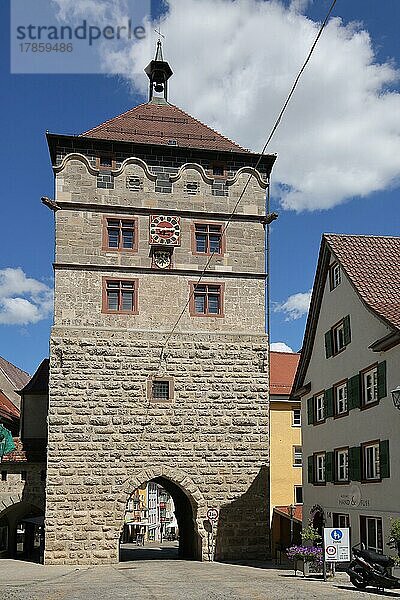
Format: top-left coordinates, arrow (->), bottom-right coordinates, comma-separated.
207,508 -> 219,522
323,527 -> 350,562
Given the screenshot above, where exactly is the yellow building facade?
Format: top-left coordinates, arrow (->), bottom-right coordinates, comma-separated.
269,352 -> 302,553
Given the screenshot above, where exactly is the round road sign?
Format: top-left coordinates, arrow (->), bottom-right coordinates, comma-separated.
326,546 -> 337,557
207,508 -> 219,522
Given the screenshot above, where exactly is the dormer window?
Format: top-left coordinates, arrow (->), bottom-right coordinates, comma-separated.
329,262 -> 341,290
167,139 -> 178,146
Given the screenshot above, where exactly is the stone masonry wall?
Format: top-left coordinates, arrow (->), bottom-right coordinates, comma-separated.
45,330 -> 269,565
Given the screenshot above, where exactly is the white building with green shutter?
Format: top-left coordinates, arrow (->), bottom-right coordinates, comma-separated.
292,234 -> 400,555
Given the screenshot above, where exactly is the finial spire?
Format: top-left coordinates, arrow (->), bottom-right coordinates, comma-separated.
144,38 -> 173,103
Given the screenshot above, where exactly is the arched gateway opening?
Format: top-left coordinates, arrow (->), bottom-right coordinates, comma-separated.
119,477 -> 202,562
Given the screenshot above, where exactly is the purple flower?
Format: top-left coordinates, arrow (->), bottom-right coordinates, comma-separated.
286,545 -> 323,565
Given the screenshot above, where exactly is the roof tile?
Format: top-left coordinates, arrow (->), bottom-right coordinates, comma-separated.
270,352 -> 300,395
81,101 -> 248,153
325,234 -> 400,329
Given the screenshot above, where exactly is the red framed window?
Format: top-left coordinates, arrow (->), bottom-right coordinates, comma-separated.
189,283 -> 224,317
103,217 -> 138,252
102,278 -> 138,314
193,223 -> 224,256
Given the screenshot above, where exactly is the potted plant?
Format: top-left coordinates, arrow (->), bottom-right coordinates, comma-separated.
301,525 -> 322,547
286,544 -> 323,576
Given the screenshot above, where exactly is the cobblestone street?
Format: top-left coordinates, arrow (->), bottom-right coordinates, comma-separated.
1,554 -> 400,600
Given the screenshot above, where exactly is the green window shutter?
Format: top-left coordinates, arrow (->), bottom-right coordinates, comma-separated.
325,451 -> 334,482
307,397 -> 314,425
380,440 -> 390,478
377,361 -> 387,400
308,455 -> 314,484
343,315 -> 351,346
349,446 -> 361,481
325,388 -> 334,418
325,330 -> 333,358
348,374 -> 361,410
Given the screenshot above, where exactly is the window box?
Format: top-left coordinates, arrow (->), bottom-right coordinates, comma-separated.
189,282 -> 224,317
191,222 -> 225,256
102,278 -> 138,314
102,216 -> 138,252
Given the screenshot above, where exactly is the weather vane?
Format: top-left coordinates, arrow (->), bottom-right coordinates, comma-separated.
154,27 -> 165,41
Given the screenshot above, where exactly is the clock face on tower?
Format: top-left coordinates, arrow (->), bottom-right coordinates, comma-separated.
149,215 -> 181,246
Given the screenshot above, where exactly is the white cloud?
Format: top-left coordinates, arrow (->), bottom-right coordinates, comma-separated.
0,268 -> 53,326
270,342 -> 294,353
89,0 -> 400,212
274,289 -> 311,321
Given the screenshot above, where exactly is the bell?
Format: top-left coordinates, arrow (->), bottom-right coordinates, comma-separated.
154,82 -> 164,93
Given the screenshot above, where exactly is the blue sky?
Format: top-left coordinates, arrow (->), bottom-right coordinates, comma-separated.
1,0 -> 399,374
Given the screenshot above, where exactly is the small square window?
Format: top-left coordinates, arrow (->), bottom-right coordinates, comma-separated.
292,408 -> 301,427
102,279 -> 138,314
1,472 -> 7,482
212,163 -> 226,177
103,217 -> 137,252
148,377 -> 174,403
190,283 -> 224,317
293,446 -> 302,467
97,154 -> 115,170
193,223 -> 224,256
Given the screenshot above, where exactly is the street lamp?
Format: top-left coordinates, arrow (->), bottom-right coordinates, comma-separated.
391,386 -> 400,410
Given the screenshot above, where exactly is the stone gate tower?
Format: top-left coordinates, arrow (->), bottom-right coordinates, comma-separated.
44,45 -> 276,565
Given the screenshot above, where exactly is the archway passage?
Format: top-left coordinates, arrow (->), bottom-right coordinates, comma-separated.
119,477 -> 201,562
0,502 -> 44,563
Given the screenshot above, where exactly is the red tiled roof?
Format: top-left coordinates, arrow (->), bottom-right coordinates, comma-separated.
0,391 -> 19,420
2,437 -> 27,463
81,101 -> 248,153
0,356 -> 30,390
270,352 -> 300,396
325,234 -> 400,330
274,505 -> 303,523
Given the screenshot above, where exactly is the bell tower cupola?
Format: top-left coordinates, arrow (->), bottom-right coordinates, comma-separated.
144,40 -> 173,103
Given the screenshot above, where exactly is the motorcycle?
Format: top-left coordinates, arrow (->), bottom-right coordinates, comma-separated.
347,542 -> 400,591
